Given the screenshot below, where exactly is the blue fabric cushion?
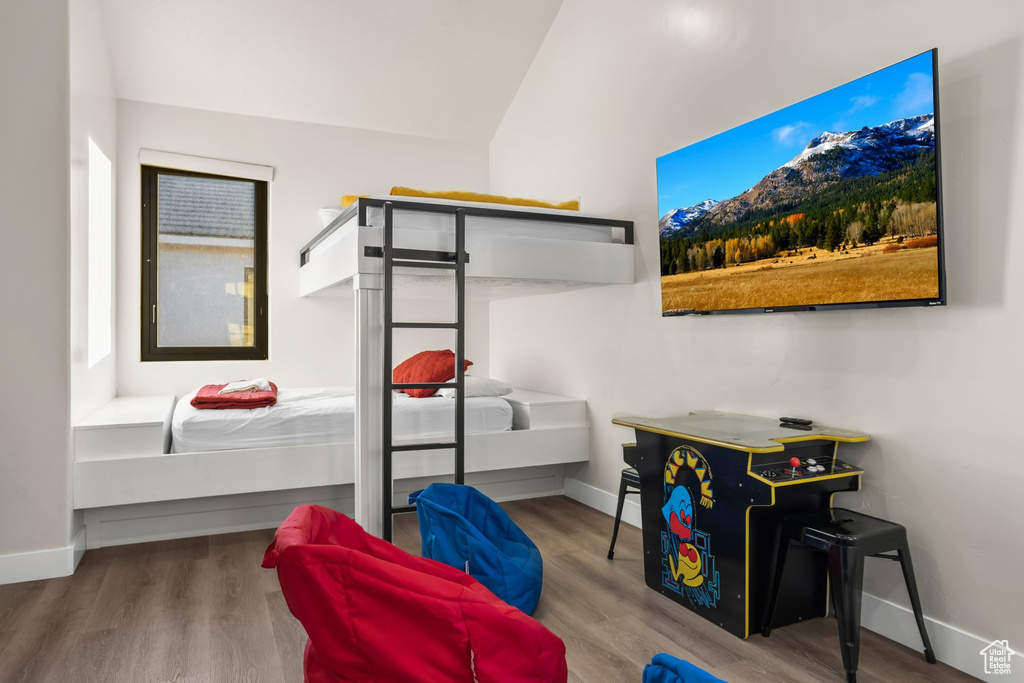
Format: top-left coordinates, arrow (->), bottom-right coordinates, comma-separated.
643,653 -> 726,683
408,483 -> 543,614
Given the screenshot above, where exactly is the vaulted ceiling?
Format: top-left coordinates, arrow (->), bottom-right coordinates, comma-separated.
99,0 -> 564,143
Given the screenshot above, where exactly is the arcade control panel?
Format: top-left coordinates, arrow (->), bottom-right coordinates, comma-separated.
742,416 -> 865,485
749,454 -> 863,484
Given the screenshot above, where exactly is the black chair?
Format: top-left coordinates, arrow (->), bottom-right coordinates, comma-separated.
607,467 -> 641,559
762,508 -> 936,683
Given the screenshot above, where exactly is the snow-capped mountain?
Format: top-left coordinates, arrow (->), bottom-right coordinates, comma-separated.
783,114 -> 934,171
659,199 -> 718,237
665,114 -> 936,235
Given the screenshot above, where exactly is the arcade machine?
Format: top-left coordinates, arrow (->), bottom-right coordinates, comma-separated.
612,411 -> 868,638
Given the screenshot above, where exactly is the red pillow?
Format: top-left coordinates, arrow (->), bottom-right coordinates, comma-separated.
393,350 -> 472,398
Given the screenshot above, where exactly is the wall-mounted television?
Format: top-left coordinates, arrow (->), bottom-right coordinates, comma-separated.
657,49 -> 945,316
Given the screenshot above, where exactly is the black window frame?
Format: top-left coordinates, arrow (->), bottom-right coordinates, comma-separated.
141,164 -> 269,362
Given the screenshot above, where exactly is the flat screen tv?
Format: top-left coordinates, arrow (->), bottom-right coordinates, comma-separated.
657,49 -> 945,315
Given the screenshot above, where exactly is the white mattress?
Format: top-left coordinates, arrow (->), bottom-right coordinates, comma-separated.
171,387 -> 513,453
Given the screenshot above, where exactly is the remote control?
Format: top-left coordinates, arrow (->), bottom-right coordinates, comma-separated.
780,417 -> 812,426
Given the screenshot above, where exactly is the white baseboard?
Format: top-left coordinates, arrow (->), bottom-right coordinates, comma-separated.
562,476 -> 1008,681
861,593 -> 1018,681
564,474 -> 641,528
0,526 -> 86,586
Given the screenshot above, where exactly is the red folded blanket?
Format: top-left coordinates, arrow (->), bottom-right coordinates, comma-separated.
190,382 -> 278,410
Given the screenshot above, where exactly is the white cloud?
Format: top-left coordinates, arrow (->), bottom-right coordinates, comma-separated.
849,95 -> 879,112
772,121 -> 812,147
896,73 -> 934,114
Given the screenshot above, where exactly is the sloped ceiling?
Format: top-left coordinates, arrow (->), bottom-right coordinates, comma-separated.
99,0 -> 563,143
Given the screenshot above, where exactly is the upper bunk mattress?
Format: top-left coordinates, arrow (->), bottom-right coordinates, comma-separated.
171,387 -> 513,453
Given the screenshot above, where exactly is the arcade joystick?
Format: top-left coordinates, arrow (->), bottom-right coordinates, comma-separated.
788,457 -> 800,478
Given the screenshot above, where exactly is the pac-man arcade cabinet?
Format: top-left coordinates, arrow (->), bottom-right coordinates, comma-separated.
612,411 -> 868,638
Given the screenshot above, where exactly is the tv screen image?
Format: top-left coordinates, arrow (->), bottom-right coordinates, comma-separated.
657,49 -> 945,315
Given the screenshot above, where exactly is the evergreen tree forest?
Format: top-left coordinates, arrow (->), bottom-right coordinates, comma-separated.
660,150 -> 938,276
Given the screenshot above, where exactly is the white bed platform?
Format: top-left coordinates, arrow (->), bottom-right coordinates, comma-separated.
73,390 -> 587,548
299,196 -> 635,300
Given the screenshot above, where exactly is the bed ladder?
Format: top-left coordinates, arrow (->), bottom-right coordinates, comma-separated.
381,202 -> 468,542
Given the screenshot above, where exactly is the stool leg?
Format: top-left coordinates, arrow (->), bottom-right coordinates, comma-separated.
828,546 -> 864,683
761,526 -> 790,637
897,542 -> 937,664
607,478 -> 629,560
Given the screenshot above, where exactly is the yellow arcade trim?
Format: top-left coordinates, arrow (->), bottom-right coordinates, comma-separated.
772,434 -> 869,445
747,470 -> 863,488
610,418 -> 868,454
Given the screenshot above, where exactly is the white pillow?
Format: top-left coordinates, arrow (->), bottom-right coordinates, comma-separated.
437,375 -> 513,399
319,208 -> 343,227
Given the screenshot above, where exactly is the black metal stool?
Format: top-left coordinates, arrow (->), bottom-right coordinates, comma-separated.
606,466 -> 641,559
762,508 -> 936,683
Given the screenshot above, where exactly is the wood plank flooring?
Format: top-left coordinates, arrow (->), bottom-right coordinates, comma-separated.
0,496 -> 977,682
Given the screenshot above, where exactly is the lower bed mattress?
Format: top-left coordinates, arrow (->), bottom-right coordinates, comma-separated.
171,387 -> 513,453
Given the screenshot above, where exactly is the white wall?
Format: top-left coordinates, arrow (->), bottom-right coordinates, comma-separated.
489,0 -> 1024,661
70,0 -> 117,424
116,101 -> 491,398
0,1 -> 72,558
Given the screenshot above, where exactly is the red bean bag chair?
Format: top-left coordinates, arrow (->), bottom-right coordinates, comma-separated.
262,505 -> 568,683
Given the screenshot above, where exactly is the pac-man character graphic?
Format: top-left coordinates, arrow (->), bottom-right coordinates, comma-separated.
662,486 -> 704,588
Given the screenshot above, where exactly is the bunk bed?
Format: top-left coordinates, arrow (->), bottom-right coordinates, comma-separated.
72,195 -> 634,546
300,195 -> 634,538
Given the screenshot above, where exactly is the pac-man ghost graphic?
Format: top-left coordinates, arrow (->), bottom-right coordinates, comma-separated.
662,485 -> 703,587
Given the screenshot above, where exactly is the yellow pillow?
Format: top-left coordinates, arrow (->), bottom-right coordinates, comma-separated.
390,186 -> 579,211
341,195 -> 367,208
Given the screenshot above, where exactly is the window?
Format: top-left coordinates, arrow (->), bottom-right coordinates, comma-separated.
141,165 -> 268,361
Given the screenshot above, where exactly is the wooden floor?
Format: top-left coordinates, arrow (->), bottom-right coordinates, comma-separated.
0,496 -> 976,682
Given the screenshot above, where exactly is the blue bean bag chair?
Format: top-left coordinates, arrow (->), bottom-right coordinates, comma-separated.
643,654 -> 726,683
409,483 -> 543,614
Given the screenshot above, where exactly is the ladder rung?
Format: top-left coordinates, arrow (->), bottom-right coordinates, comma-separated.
392,322 -> 459,330
389,505 -> 417,515
391,442 -> 458,452
391,382 -> 454,390
393,259 -> 458,270
394,247 -> 459,262
366,247 -> 470,263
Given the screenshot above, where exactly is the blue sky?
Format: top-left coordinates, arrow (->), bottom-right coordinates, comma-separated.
656,50 -> 935,219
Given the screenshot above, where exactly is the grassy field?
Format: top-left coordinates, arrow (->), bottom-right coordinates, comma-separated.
661,245 -> 940,313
